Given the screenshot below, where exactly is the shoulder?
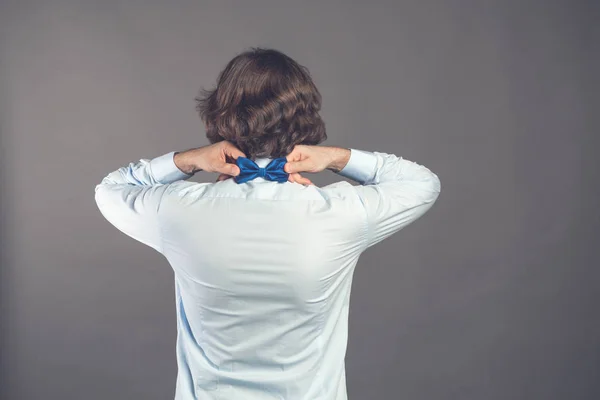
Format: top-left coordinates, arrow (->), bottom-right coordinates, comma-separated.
161,180 -> 214,202
312,181 -> 369,222
317,180 -> 363,201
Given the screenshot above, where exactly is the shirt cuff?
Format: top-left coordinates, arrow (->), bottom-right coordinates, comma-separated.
336,148 -> 378,184
149,151 -> 194,184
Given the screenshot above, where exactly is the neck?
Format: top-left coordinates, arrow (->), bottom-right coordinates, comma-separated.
252,156 -> 276,168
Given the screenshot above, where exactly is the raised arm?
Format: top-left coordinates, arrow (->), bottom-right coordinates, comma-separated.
335,148 -> 441,249
94,151 -> 194,252
94,141 -> 246,252
284,144 -> 441,250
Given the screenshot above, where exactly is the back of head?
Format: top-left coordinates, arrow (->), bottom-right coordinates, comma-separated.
195,48 -> 326,159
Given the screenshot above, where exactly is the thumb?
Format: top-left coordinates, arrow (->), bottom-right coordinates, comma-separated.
285,160 -> 311,174
228,163 -> 240,176
218,162 -> 240,176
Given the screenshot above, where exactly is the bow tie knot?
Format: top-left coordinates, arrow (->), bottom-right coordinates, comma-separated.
234,156 -> 289,184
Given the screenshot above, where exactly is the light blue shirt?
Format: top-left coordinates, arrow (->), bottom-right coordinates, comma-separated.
94,148 -> 441,400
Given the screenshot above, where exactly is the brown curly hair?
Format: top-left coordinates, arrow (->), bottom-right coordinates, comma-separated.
195,48 -> 327,159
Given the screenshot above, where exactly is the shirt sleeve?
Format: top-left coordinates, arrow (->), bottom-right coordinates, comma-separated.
337,148 -> 441,250
94,151 -> 194,253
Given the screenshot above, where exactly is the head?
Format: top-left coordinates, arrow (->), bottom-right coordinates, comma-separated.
195,48 -> 326,160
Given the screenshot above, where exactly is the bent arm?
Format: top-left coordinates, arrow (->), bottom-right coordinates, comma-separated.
335,148 -> 441,249
94,151 -> 194,252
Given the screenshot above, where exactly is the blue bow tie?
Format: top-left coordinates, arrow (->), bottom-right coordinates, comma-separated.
234,157 -> 289,183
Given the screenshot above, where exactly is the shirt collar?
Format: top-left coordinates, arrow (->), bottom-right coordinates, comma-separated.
252,157 -> 276,168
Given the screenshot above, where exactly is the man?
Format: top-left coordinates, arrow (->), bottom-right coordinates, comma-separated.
94,48 -> 441,400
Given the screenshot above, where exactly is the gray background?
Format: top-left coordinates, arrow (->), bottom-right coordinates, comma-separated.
1,0 -> 598,399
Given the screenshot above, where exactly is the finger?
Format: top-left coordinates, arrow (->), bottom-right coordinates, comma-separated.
228,148 -> 246,160
288,172 -> 312,186
299,177 -> 313,185
285,145 -> 307,162
288,172 -> 304,182
224,142 -> 246,160
285,160 -> 312,174
216,173 -> 232,182
285,150 -> 300,163
216,162 -> 240,177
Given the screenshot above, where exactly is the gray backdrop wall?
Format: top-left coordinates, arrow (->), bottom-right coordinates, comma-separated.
1,1 -> 598,399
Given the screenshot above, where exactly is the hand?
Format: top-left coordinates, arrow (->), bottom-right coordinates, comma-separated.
284,144 -> 350,175
281,144 -> 332,186
214,144 -> 314,185
175,141 -> 245,177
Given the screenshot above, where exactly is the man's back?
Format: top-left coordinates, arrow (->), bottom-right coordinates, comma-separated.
163,167 -> 366,399
95,148 -> 441,399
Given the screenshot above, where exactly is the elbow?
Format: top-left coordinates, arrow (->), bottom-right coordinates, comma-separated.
94,183 -> 105,203
430,172 -> 441,200
430,172 -> 441,194
94,186 -> 117,229
411,163 -> 441,195
94,184 -> 110,212
422,170 -> 441,204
